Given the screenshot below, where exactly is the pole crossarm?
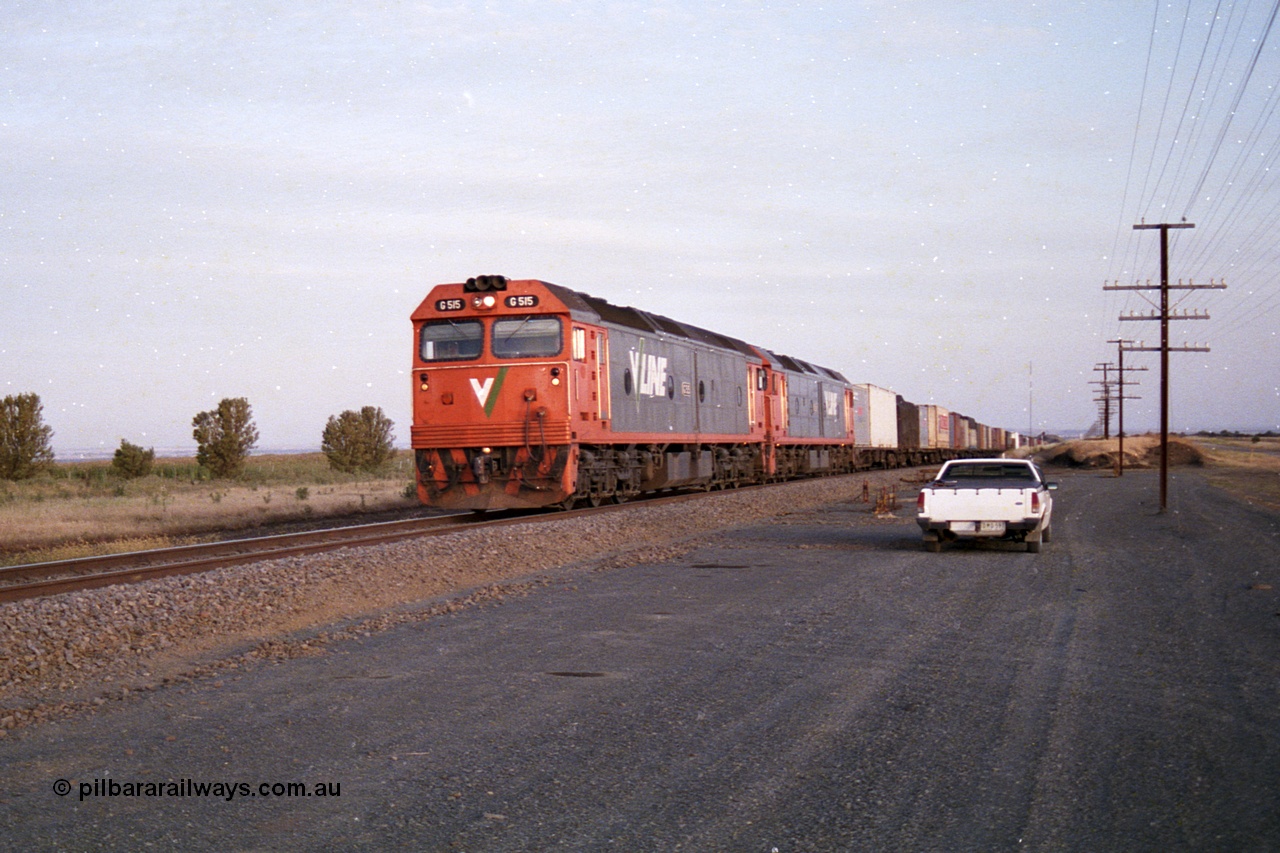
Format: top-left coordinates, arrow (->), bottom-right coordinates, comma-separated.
1120,310 -> 1211,321
1133,222 -> 1196,231
1123,345 -> 1211,353
1104,279 -> 1226,291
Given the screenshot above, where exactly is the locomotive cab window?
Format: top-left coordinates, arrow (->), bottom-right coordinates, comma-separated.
493,317 -> 563,358
420,320 -> 483,362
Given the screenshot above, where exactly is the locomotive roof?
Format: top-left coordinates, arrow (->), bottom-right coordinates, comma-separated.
760,349 -> 851,384
543,282 -> 760,359
541,282 -> 850,384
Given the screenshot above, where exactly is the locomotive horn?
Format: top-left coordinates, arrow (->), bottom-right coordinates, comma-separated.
465,275 -> 508,292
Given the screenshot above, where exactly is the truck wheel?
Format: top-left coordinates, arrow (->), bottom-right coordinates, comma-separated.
1041,525 -> 1052,543
1026,537 -> 1042,554
923,534 -> 942,553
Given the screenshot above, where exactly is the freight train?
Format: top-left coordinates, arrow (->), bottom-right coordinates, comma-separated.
411,276 -> 1022,510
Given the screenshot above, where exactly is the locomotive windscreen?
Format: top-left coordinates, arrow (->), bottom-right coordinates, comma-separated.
420,320 -> 483,361
492,317 -> 563,358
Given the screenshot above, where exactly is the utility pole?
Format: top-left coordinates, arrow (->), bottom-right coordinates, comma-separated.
1028,361 -> 1033,441
1106,339 -> 1146,476
1104,221 -> 1224,510
1091,362 -> 1114,439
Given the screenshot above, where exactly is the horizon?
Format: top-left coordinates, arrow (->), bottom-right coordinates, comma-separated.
51,426 -> 1279,463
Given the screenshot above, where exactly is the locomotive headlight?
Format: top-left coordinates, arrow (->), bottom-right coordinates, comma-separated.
551,367 -> 561,387
419,372 -> 429,391
471,294 -> 498,310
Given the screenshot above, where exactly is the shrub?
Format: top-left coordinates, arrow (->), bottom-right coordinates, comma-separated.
111,439 -> 156,479
322,407 -> 397,473
0,392 -> 56,480
192,397 -> 260,478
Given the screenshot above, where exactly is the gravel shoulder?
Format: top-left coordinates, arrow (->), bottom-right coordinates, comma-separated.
0,472 -> 910,732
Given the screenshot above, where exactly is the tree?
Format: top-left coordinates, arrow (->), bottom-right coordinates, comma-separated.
193,397 -> 259,478
0,393 -> 55,480
322,407 -> 397,473
111,439 -> 155,479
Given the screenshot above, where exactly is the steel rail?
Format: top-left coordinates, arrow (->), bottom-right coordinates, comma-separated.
0,513 -> 489,603
0,474 -> 877,604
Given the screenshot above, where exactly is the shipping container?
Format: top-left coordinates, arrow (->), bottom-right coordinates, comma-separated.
852,383 -> 898,447
918,405 -> 951,449
897,395 -> 920,449
949,411 -> 964,449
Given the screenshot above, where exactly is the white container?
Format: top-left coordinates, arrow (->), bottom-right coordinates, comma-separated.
853,383 -> 899,447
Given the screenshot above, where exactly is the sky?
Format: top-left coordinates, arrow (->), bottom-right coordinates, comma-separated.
4,1 -> 1279,456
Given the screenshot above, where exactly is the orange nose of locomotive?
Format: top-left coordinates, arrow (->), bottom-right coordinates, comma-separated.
410,278 -> 575,510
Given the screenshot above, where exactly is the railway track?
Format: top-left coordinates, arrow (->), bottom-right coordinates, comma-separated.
0,484 -> 797,604
0,512 -> 499,604
0,470 -> 928,605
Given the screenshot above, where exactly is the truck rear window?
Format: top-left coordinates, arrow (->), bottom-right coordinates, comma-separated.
945,464 -> 1036,480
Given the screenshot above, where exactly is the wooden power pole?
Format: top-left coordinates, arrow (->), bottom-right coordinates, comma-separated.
1107,338 -> 1147,476
1104,222 -> 1224,510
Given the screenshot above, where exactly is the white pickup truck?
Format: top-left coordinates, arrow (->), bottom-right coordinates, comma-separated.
916,458 -> 1058,553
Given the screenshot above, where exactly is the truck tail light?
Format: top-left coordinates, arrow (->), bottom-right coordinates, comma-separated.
917,491 -> 926,512
1031,492 -> 1040,513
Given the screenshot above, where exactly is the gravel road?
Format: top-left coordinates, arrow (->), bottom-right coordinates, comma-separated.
2,467 -> 1278,850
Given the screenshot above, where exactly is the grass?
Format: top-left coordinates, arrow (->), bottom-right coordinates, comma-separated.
0,452 -> 421,566
1197,436 -> 1280,511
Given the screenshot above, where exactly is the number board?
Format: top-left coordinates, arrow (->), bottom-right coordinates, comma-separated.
435,298 -> 465,312
504,294 -> 539,309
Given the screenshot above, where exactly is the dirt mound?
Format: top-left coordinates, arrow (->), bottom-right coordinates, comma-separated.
1039,435 -> 1205,469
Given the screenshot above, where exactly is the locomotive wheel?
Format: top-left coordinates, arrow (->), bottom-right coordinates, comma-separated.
558,496 -> 576,511
612,492 -> 629,505
587,493 -> 604,508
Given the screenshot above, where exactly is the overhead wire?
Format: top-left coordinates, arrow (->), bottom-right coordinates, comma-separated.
1099,0 -> 1166,374
1103,0 -> 1280,428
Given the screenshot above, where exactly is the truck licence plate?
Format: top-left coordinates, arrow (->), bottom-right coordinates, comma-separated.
979,521 -> 1006,534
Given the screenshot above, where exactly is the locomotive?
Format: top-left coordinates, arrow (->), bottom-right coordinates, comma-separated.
410,276 -> 1009,511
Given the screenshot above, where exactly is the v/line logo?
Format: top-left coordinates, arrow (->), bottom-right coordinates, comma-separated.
628,350 -> 669,397
469,367 -> 508,417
